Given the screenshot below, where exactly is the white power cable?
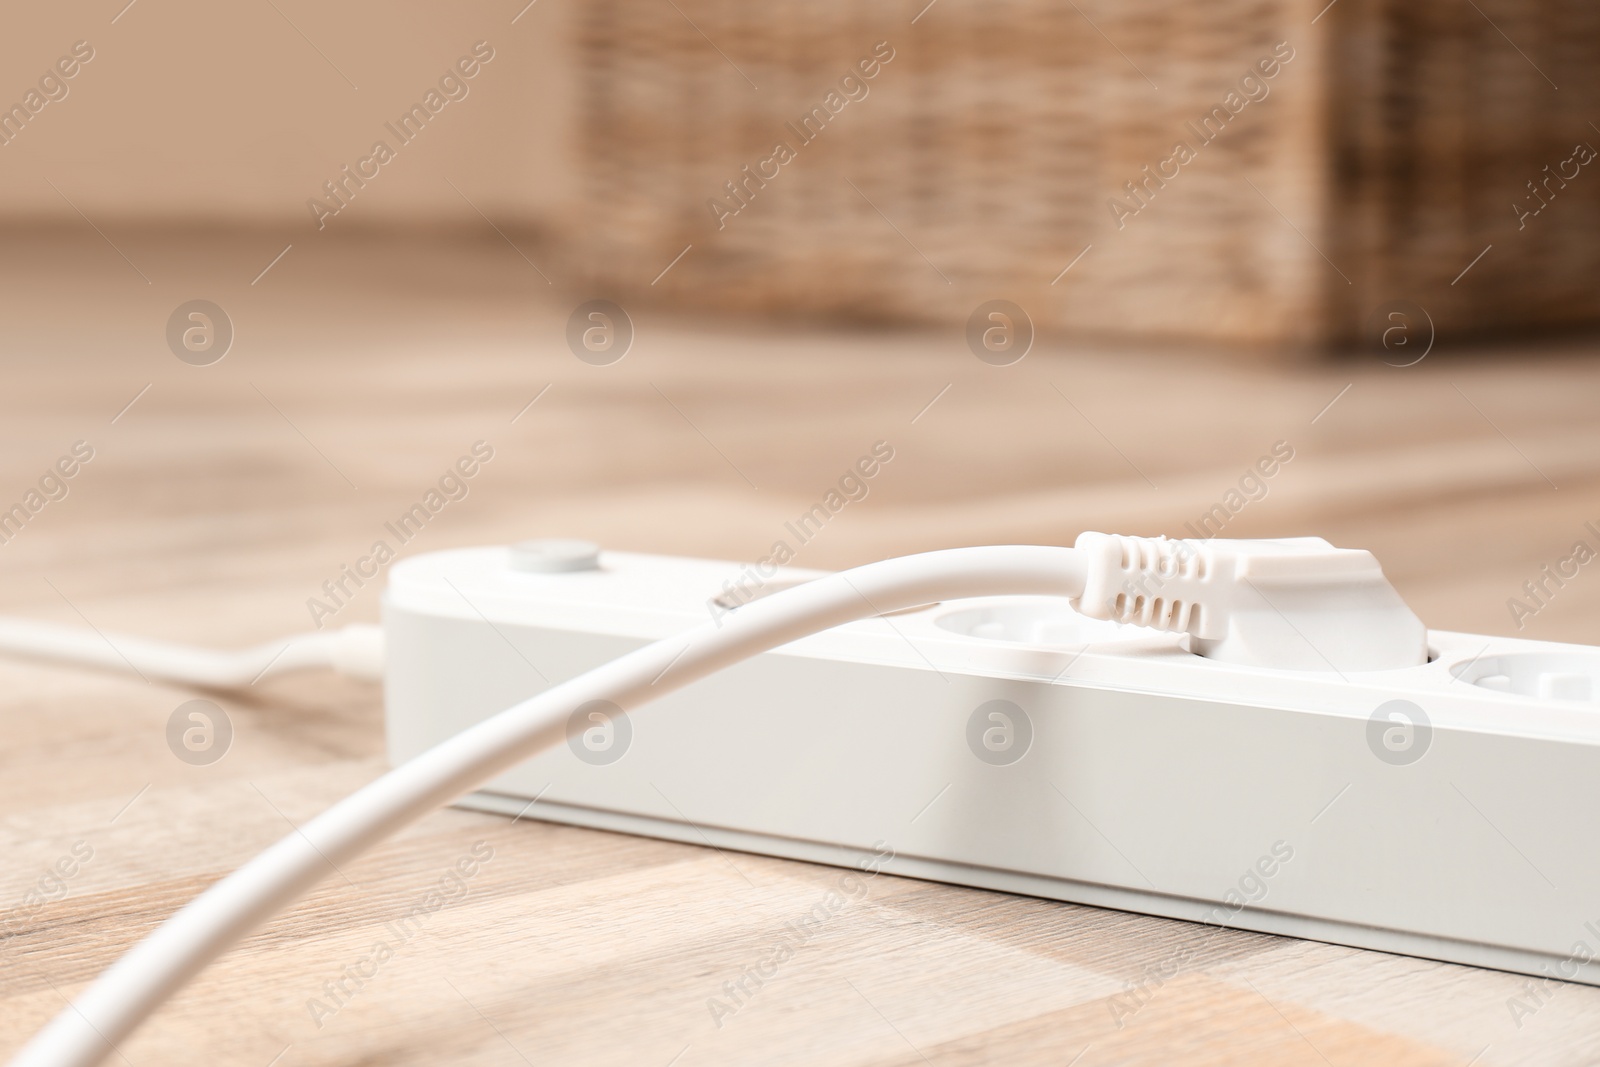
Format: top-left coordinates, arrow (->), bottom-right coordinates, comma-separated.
0,619 -> 385,687
7,545 -> 1088,1067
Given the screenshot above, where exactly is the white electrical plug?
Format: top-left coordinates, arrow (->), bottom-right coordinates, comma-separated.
1069,532 -> 1428,672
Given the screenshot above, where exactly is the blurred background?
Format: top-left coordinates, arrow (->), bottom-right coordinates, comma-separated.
7,0 -> 1599,341
0,0 -> 1591,645
4,2 -> 1600,1063
0,0 -> 1594,649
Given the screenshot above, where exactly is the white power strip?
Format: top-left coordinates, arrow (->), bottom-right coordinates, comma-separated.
23,534 -> 1600,1067
384,543 -> 1600,988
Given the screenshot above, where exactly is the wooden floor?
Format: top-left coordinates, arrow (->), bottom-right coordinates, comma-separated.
2,230 -> 1600,1065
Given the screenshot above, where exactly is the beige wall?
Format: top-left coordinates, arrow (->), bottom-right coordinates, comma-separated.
0,0 -> 574,228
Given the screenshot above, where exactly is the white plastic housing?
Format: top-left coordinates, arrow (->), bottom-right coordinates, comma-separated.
383,546 -> 1600,987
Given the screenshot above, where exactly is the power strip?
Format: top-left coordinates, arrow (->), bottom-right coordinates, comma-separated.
385,543 -> 1600,987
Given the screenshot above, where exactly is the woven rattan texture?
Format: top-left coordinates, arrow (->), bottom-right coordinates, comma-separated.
563,0 -> 1597,347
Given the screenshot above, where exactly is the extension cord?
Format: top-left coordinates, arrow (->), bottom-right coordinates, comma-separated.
387,542 -> 1600,988
13,532 -> 1592,1066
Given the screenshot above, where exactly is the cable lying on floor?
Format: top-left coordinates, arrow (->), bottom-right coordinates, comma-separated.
9,546 -> 1089,1067
9,534 -> 1426,1066
0,619 -> 384,687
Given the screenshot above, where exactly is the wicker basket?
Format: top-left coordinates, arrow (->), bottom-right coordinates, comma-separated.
558,0 -> 1600,349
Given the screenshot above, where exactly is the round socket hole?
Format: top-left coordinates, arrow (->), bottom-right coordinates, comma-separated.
934,601 -> 1168,648
1452,652 -> 1600,704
